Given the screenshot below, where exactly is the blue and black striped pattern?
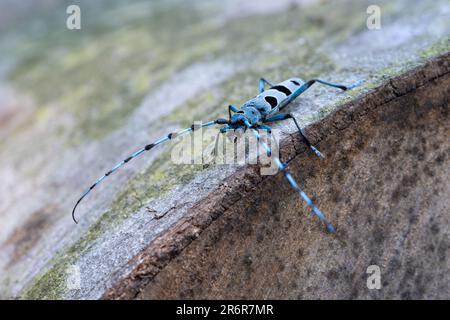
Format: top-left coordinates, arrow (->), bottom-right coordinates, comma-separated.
72,76 -> 362,232
248,123 -> 335,233
71,118 -> 227,223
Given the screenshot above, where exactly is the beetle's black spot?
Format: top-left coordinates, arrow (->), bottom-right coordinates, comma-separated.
264,96 -> 278,108
291,80 -> 300,86
124,156 -> 132,163
168,133 -> 175,139
145,143 -> 154,150
271,85 -> 292,96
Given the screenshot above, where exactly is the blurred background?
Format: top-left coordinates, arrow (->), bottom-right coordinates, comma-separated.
0,0 -> 448,299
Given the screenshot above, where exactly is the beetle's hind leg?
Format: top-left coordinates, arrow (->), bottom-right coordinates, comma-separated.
259,78 -> 274,93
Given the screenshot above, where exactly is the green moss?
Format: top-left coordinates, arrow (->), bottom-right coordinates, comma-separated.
21,137 -> 211,299
420,38 -> 450,59
315,37 -> 450,123
6,0 -> 387,146
17,0 -> 441,299
7,2 -> 225,144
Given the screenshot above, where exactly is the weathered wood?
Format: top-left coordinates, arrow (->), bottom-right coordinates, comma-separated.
0,0 -> 449,299
105,53 -> 450,299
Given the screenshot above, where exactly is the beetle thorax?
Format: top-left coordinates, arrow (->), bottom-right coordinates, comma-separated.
242,97 -> 271,116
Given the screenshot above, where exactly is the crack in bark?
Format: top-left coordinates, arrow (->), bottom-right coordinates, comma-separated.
102,52 -> 450,300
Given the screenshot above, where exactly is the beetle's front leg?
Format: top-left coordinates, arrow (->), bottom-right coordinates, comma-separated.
264,113 -> 324,159
228,105 -> 240,120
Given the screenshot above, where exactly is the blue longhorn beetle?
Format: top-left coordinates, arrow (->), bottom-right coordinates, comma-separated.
72,77 -> 361,232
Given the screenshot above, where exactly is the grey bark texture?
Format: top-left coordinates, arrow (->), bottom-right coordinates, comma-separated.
113,54 -> 450,299
0,0 -> 448,299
